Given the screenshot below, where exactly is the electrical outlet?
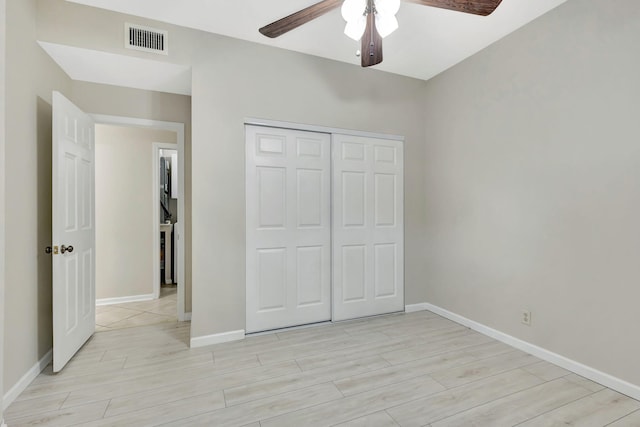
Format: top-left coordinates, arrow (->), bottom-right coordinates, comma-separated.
521,310 -> 532,326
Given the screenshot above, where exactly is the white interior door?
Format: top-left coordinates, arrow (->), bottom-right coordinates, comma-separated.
52,92 -> 95,372
246,125 -> 331,333
332,134 -> 404,321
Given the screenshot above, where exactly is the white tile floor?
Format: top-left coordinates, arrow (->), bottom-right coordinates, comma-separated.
5,310 -> 640,426
95,285 -> 177,331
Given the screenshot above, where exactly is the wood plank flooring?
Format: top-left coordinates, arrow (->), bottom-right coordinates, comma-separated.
5,310 -> 640,426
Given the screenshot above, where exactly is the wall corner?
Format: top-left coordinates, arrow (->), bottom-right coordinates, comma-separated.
0,0 -> 7,419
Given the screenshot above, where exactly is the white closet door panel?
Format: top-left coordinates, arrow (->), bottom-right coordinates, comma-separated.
297,169 -> 323,227
296,246 -> 324,305
257,248 -> 287,311
374,243 -> 398,298
342,172 -> 366,227
332,134 -> 404,321
257,167 -> 287,228
246,125 -> 331,333
341,245 -> 367,302
374,173 -> 397,226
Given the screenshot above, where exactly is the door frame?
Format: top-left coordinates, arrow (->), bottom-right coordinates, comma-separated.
92,115 -> 187,322
0,0 -> 6,419
244,118 -> 404,143
153,142 -> 179,299
244,118 -> 405,330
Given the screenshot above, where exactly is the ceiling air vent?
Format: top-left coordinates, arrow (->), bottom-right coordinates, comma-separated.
125,23 -> 168,55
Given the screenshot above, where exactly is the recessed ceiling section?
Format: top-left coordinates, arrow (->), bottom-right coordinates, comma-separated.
39,41 -> 192,95
65,0 -> 568,81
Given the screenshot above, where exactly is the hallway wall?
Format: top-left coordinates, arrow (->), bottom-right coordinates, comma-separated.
95,124 -> 176,300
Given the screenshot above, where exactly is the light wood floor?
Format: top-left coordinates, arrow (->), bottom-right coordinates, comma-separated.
5,310 -> 640,426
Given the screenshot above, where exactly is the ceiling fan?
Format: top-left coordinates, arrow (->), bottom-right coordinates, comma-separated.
259,0 -> 503,67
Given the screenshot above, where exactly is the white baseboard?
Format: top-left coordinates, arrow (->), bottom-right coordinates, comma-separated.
3,349 -> 52,410
190,329 -> 245,348
413,302 -> 640,401
96,293 -> 155,306
405,303 -> 431,313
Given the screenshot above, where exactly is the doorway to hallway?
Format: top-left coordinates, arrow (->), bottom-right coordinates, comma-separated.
95,285 -> 177,331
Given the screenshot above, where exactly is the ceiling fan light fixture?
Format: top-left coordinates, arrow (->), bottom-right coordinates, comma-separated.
341,0 -> 367,22
375,14 -> 398,38
374,0 -> 400,16
258,0 -> 505,68
344,15 -> 367,40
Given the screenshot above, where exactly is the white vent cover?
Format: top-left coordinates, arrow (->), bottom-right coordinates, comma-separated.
125,23 -> 168,55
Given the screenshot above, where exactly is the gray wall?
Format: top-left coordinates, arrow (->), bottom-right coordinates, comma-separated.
190,40 -> 428,337
3,0 -> 72,395
422,0 -> 640,387
0,0 -> 6,418
95,125 -> 177,301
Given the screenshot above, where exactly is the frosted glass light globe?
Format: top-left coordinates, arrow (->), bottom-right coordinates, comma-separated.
344,15 -> 367,40
341,0 -> 367,22
375,0 -> 400,16
375,14 -> 398,38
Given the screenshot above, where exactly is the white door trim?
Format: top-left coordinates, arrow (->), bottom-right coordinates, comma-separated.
244,118 -> 405,142
245,124 -> 405,332
153,142 -> 178,300
0,0 -> 6,420
91,115 -> 187,322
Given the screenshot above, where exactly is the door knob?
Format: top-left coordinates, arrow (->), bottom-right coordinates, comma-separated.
61,245 -> 74,254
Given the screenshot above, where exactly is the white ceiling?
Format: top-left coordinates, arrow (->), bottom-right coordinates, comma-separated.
66,0 -> 568,81
39,41 -> 192,95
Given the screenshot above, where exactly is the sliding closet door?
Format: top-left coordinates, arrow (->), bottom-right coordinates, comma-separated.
246,125 -> 331,333
332,134 -> 404,321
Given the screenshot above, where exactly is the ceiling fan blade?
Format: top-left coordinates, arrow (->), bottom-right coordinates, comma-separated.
361,10 -> 383,67
403,0 -> 503,16
259,0 -> 343,38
